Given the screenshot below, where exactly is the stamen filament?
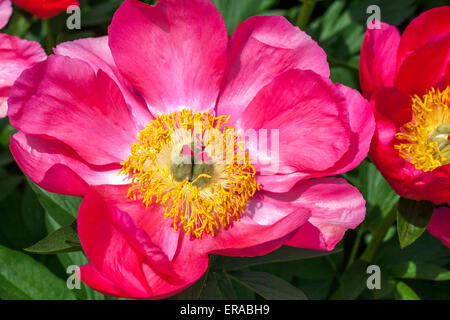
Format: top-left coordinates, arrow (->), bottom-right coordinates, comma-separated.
119,109 -> 260,238
395,86 -> 450,172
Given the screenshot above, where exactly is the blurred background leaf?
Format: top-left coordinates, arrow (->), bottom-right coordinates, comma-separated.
227,270 -> 308,300
0,245 -> 77,300
396,198 -> 435,248
24,221 -> 82,255
28,180 -> 81,226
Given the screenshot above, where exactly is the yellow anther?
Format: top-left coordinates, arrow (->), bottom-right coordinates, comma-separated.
395,86 -> 450,172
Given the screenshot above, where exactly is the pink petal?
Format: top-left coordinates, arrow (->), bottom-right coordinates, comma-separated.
256,172 -> 305,194
0,0 -> 12,29
370,87 -> 450,204
397,6 -> 450,64
319,84 -> 374,177
403,172 -> 450,205
372,86 -> 412,128
90,184 -> 310,258
202,192 -> 312,256
89,185 -> 181,261
217,15 -> 329,119
78,182 -> 311,292
10,132 -> 129,197
236,69 -> 351,189
0,97 -> 7,118
285,177 -> 366,251
8,55 -> 137,166
78,185 -> 208,299
106,202 -> 183,285
428,206 -> 450,248
108,0 -> 227,115
95,186 -> 210,298
78,190 -> 155,298
152,233 -> 209,299
359,22 -> 401,99
432,164 -> 450,180
79,263 -> 131,298
394,32 -> 450,97
54,37 -> 153,130
0,33 -> 46,118
259,85 -> 372,193
209,233 -> 299,258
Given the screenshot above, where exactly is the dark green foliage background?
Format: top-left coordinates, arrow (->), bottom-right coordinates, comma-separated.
0,0 -> 449,300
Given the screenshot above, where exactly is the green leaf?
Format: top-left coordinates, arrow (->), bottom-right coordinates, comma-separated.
401,279 -> 450,300
377,232 -> 450,266
319,0 -> 347,40
397,197 -> 435,248
211,246 -> 341,271
5,10 -> 32,37
330,66 -> 358,89
331,260 -> 370,300
27,179 -> 82,226
20,185 -> 48,243
199,272 -> 238,300
215,272 -> 238,300
343,160 -> 400,230
394,281 -> 421,300
250,253 -> 340,282
197,272 -> 226,300
349,0 -> 417,27
170,272 -> 209,300
0,245 -> 77,300
0,185 -> 47,251
0,175 -> 23,202
373,275 -> 396,300
24,221 -> 82,255
389,261 -> 450,281
45,215 -> 107,300
227,271 -> 308,300
295,278 -> 334,300
211,0 -> 274,33
171,270 -> 237,300
0,123 -> 17,148
0,151 -> 14,167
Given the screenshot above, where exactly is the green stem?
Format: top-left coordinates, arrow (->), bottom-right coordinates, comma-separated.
325,255 -> 343,289
44,19 -> 54,55
345,222 -> 366,271
295,0 -> 317,30
327,57 -> 359,72
360,202 -> 399,263
224,271 -> 269,300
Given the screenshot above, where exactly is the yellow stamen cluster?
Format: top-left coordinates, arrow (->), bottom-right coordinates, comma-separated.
119,109 -> 260,238
395,86 -> 450,172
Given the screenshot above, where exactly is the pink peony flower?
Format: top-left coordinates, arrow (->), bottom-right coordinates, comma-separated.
0,0 -> 12,29
12,0 -> 79,19
9,0 -> 374,298
0,0 -> 46,118
360,6 -> 450,247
